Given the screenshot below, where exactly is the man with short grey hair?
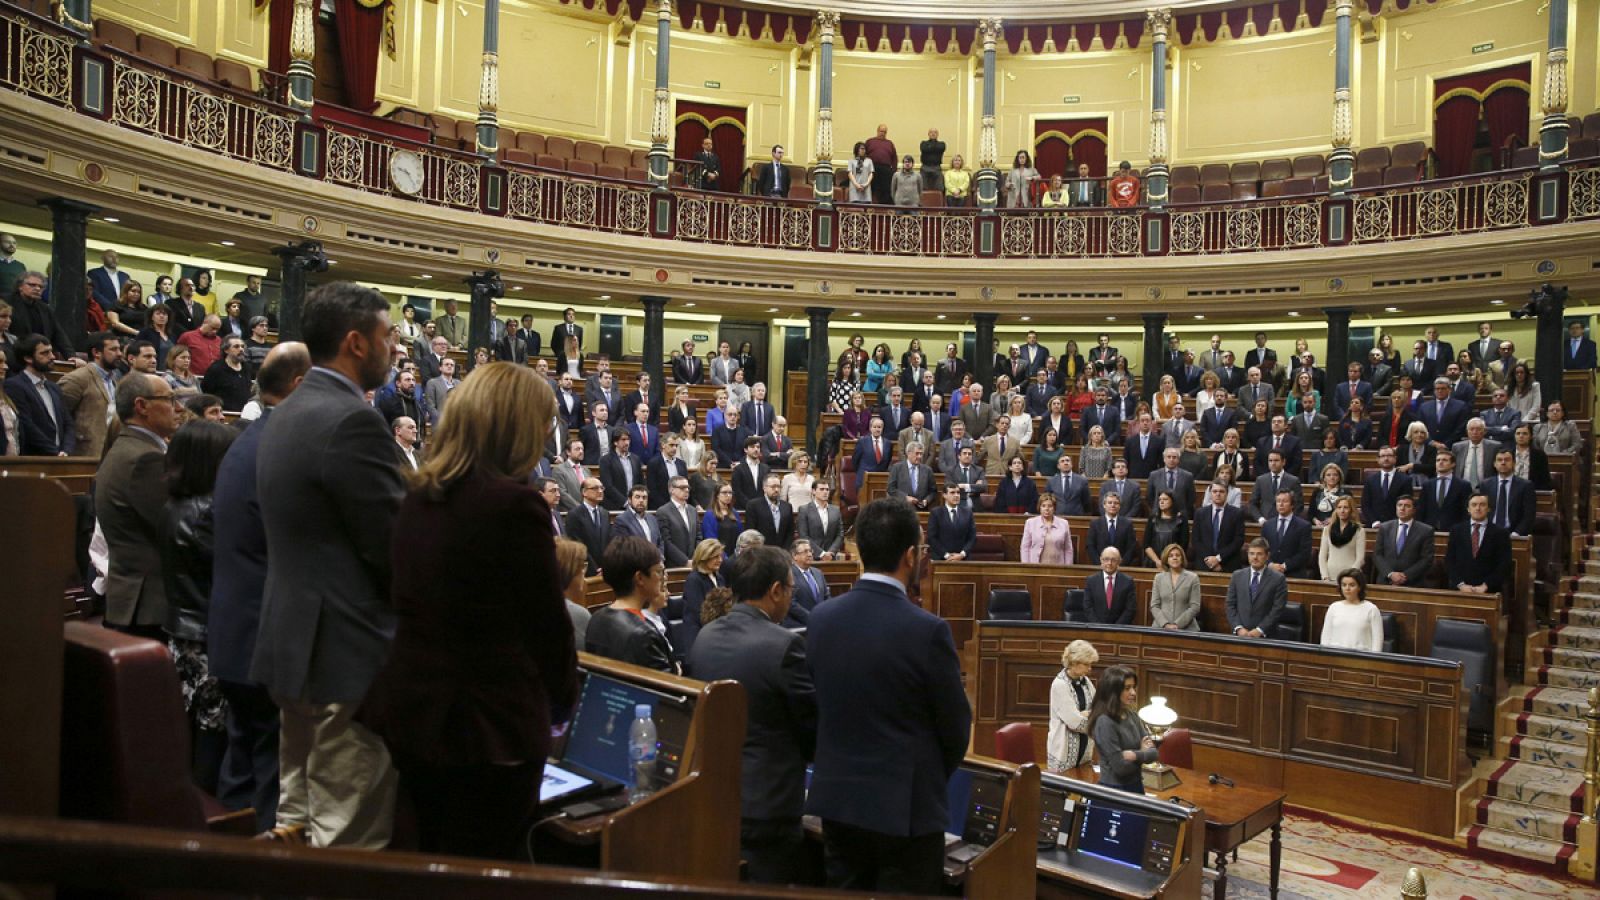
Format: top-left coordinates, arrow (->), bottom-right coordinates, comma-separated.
97,373 -> 180,638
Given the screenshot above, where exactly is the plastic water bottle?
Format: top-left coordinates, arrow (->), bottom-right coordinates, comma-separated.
627,704 -> 658,803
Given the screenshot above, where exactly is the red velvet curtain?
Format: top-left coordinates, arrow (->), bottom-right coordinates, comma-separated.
267,0 -> 293,74
1033,118 -> 1109,180
334,0 -> 384,112
674,100 -> 746,192
1482,86 -> 1530,160
1433,62 -> 1531,176
1432,96 -> 1480,177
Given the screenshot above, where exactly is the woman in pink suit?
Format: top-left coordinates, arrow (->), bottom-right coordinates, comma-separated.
1020,494 -> 1074,564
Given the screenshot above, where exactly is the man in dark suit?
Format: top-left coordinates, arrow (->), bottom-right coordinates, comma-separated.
1418,378 -> 1470,446
585,370 -> 623,423
1485,449 -> 1536,537
1566,320 -> 1598,370
1253,416 -> 1302,475
1331,363 -> 1374,420
686,545 -> 817,885
923,393 -> 951,443
1191,483 -> 1245,573
1288,405 -> 1329,451
1418,449 -> 1470,531
944,445 -> 985,509
754,145 -> 790,197
1083,547 -> 1136,625
550,307 -> 583,365
744,473 -> 795,549
208,342 -> 310,833
1088,334 -> 1118,370
933,342 -> 967,395
1148,448 -> 1196,519
1262,489 -> 1314,579
1360,446 -> 1413,526
1214,353 -> 1248,394
579,402 -> 616,463
806,500 -> 969,893
761,416 -> 797,469
553,373 -> 585,430
621,373 -> 659,432
1444,495 -> 1511,595
250,283 -> 405,848
786,540 -> 831,627
1175,352 -> 1205,396
1401,340 -> 1437,387
623,401 -> 660,466
1245,333 -> 1276,372
655,475 -> 699,568
712,407 -> 752,468
516,314 -> 541,358
1123,414 -> 1165,479
87,247 -> 129,312
670,342 -> 704,387
690,137 -> 723,192
743,382 -> 776,437
1024,369 -> 1055,419
612,484 -> 665,559
850,416 -> 893,490
1086,492 -> 1139,563
599,431 -> 646,511
646,434 -> 689,509
3,334 -> 75,455
1019,330 -> 1051,375
1373,496 -> 1435,588
1199,392 -> 1245,448
1421,326 -> 1453,373
1067,162 -> 1104,208
877,386 -> 909,433
887,442 -> 936,510
1249,450 -> 1304,521
1046,454 -> 1093,516
96,373 -> 179,639
1466,322 -> 1501,372
731,436 -> 773,509
927,484 -> 976,561
1098,458 -> 1145,518
796,481 -> 845,560
1080,387 -> 1123,446
564,478 -> 611,576
1226,540 -> 1288,638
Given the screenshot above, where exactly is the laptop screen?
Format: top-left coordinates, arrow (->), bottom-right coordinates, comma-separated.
562,672 -> 689,786
1075,800 -> 1152,869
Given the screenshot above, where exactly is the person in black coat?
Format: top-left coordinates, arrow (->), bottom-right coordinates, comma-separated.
550,309 -> 583,369
3,334 -> 75,455
1085,493 -> 1139,563
743,473 -> 795,549
1484,449 -> 1537,536
1190,483 -> 1246,573
850,417 -> 894,490
1418,450 -> 1471,532
673,340 -> 704,384
564,478 -> 612,575
730,438 -> 772,509
1261,489 -> 1314,579
991,455 -> 1040,514
598,431 -> 646,511
685,546 -> 818,885
927,484 -> 976,560
1254,421 -> 1302,476
553,373 -> 586,430
1083,548 -> 1137,625
712,409 -> 752,468
1123,420 -> 1165,480
585,536 -> 676,674
1360,447 -> 1414,526
1444,496 -> 1511,594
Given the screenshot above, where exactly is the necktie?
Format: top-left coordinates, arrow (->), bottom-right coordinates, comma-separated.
1438,477 -> 1447,505
909,467 -> 917,494
1381,472 -> 1390,495
874,440 -> 883,462
770,502 -> 780,526
1472,524 -> 1482,556
1213,509 -> 1223,551
1397,522 -> 1408,552
592,506 -> 602,529
1250,570 -> 1260,597
1108,517 -> 1116,534
1278,518 -> 1288,541
552,512 -> 562,535
1497,480 -> 1510,528
1273,436 -> 1281,450
1272,474 -> 1280,495
680,504 -> 691,533
1167,471 -> 1175,490
999,437 -> 1006,457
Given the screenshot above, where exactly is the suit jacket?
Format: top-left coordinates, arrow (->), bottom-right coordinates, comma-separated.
1083,571 -> 1136,625
1479,406 -> 1521,444
958,401 -> 995,438
1245,347 -> 1278,371
1401,355 -> 1438,386
646,455 -> 689,510
564,504 -> 611,575
896,426 -> 936,465
1024,383 -> 1055,419
1444,520 -> 1511,592
1190,503 -> 1245,571
1360,469 -> 1414,525
95,427 -> 168,627
796,502 -> 845,555
57,364 -> 116,460
927,503 -> 976,559
754,161 -> 789,197
851,434 -> 893,488
1214,366 -> 1248,393
935,436 -> 975,474
887,460 -> 936,507
1368,364 -> 1394,398
1373,518 -> 1436,586
554,388 -> 585,430
1289,411 -> 1330,448
250,369 -> 406,705
686,603 -> 816,820
731,459 -> 773,510
1484,474 -> 1536,535
208,408 -> 274,683
88,267 -> 129,311
1419,397 -> 1470,445
1450,439 -> 1502,487
1067,178 -> 1105,207
599,451 -> 645,510
1046,472 -> 1093,515
1262,513 -> 1314,579
709,356 -> 740,386
1249,471 -> 1304,520
624,421 -> 661,465
1565,337 -> 1598,370
1146,467 -> 1195,517
787,565 -> 830,626
1417,474 -> 1471,532
1085,515 -> 1138,564
1331,381 -> 1373,419
744,495 -> 795,548
494,332 -> 527,364
1123,432 -> 1165,479
933,357 -> 968,395
1467,336 -> 1502,370
944,463 -> 986,507
979,432 -> 1021,477
579,422 -> 615,463
876,402 -> 908,434
550,322 -> 584,363
743,400 -> 775,437
1225,566 -> 1288,634
992,474 -> 1040,514
1199,407 -> 1244,448
805,578 -> 970,836
433,314 -> 465,349
1254,433 -> 1303,476
712,424 -> 752,468
4,371 -> 75,455
1098,478 -> 1144,518
1081,405 -> 1123,446
585,384 -> 623,420
612,509 -> 666,558
655,500 -> 699,568
672,354 -> 704,385
1236,383 -> 1275,414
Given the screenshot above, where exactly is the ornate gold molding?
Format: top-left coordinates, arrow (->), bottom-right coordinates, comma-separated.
478,51 -> 500,117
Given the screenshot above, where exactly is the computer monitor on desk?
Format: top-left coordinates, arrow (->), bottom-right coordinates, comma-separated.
945,765 -> 1010,848
1036,773 -> 1196,898
544,670 -> 695,804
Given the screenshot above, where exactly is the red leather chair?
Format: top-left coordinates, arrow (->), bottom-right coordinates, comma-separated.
994,722 -> 1036,765
1157,727 -> 1193,769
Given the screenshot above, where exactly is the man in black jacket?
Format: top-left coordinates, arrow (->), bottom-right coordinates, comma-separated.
686,545 -> 817,884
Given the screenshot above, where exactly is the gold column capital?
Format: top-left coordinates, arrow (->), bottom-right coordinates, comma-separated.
1146,8 -> 1172,42
290,0 -> 317,65
657,0 -> 672,21
1334,0 -> 1355,16
977,18 -> 1003,49
815,9 -> 840,35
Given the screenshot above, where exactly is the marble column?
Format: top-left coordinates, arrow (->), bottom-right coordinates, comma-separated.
973,313 -> 997,390
1322,307 -> 1352,416
975,18 -> 1002,211
1141,313 -> 1167,401
648,0 -> 673,190
1145,9 -> 1172,207
805,306 -> 831,454
1538,0 -> 1570,168
287,0 -> 316,119
641,296 -> 668,408
272,240 -> 324,342
812,11 -> 839,205
39,197 -> 97,353
475,0 -> 500,156
1328,0 -> 1355,192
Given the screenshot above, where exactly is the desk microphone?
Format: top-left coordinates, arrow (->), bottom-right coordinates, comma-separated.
1208,773 -> 1235,788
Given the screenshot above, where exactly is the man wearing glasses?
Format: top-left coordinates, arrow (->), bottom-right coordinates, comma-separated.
95,373 -> 180,639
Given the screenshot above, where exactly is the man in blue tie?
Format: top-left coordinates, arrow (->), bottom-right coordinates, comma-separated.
1374,496 -> 1435,587
1226,540 -> 1287,639
1566,320 -> 1598,370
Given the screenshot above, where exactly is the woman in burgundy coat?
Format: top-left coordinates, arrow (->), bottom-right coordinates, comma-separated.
362,363 -> 577,860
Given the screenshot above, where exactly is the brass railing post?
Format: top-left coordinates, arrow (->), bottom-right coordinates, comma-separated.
1571,686 -> 1599,880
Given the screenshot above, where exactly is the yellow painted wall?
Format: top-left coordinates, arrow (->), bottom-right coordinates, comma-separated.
997,51 -> 1149,166
1174,28 -> 1333,162
831,51 -> 974,166
95,0 -> 270,68
643,28 -> 801,162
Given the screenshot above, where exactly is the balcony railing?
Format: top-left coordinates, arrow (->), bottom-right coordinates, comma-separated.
3,5 -> 1595,260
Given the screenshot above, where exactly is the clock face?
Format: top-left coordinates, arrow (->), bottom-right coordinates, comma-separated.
389,150 -> 425,196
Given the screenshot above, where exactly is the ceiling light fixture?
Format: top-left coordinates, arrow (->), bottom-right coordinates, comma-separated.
598,294 -> 611,300
1193,314 -> 1205,320
936,314 -> 947,320
1020,315 -> 1032,321
766,307 -> 779,313
1286,311 -> 1300,317
219,240 -> 235,247
684,302 -> 696,307
1385,306 -> 1399,312
1105,316 -> 1116,321
417,274 -> 433,280
102,217 -> 120,223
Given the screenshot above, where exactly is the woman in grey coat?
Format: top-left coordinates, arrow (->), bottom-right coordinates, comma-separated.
1149,544 -> 1202,631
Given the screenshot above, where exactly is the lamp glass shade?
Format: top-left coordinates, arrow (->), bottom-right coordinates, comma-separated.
1139,696 -> 1178,728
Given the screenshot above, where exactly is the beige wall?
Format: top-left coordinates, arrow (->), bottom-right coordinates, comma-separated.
997,50 -> 1149,165
96,0 -> 270,68
1174,28 -> 1332,162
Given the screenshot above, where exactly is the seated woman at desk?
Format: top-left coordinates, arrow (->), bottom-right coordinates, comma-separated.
1320,568 -> 1383,652
1087,665 -> 1160,794
1048,640 -> 1099,772
585,536 -> 678,674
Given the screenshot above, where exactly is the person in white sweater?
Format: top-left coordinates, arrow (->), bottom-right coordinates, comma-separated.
1047,640 -> 1100,772
1321,568 -> 1384,652
1318,495 -> 1366,581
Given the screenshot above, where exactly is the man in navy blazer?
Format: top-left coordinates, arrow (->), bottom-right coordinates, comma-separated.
1331,363 -> 1374,420
3,335 -> 75,455
785,539 -> 831,627
1080,388 -> 1123,446
207,342 -> 310,833
1484,449 -> 1536,536
1565,320 -> 1597,370
805,500 -> 970,893
1226,540 -> 1288,638
612,484 -> 666,559
623,402 -> 661,466
1360,446 -> 1413,525
1444,495 -> 1511,594
553,373 -> 586,430
1191,483 -> 1245,573
87,248 -> 129,311
1085,492 -> 1139,563
1418,449 -> 1471,531
1418,378 -> 1470,446
1261,489 -> 1313,579
1123,414 -> 1165,479
927,484 -> 976,560
1253,417 -> 1302,476
850,416 -> 893,490
1083,547 -> 1136,625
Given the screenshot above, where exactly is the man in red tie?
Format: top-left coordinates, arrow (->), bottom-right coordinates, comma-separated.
1444,494 -> 1510,595
851,415 -> 893,490
761,415 -> 795,468
1083,547 -> 1133,624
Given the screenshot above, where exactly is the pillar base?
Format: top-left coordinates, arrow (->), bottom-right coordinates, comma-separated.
975,169 -> 1000,212
1539,116 -> 1571,172
811,163 -> 835,208
1145,165 -> 1170,209
648,144 -> 671,192
1328,149 -> 1355,195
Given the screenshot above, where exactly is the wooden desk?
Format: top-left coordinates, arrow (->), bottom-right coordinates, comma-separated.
1157,768 -> 1283,900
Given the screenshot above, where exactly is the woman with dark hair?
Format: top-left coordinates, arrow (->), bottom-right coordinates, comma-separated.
1309,429 -> 1348,485
847,141 -> 874,203
736,341 -> 759,381
192,268 -> 213,300
219,297 -> 248,342
701,482 -> 743,549
841,389 -> 872,439
828,360 -> 857,413
160,419 -> 240,797
137,304 -> 176,371
1005,150 -> 1039,208
362,363 -> 578,860
993,454 -> 1039,514
1336,397 -> 1372,450
900,338 -> 924,370
1087,666 -> 1159,793
182,393 -> 224,422
1142,490 -> 1189,568
107,279 -> 147,337
1320,569 -> 1382,651
1511,423 -> 1553,489
150,274 -> 176,308
1034,427 -> 1064,476
865,343 -> 895,394
397,303 -> 422,341
586,535 -> 676,674
1506,362 -> 1542,423
1243,398 -> 1273,449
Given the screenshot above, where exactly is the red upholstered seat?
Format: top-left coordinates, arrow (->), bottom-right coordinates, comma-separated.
1229,161 -> 1260,185
1230,183 -> 1258,201
503,148 -> 536,166
631,148 -> 650,169
94,18 -> 139,53
535,153 -> 567,171
625,167 -> 649,182
213,58 -> 255,92
175,47 -> 213,82
1583,112 -> 1600,139
1198,163 -> 1230,186
566,159 -> 598,177
602,146 -> 632,168
1352,169 -> 1382,189
970,533 -> 1006,561
1511,146 -> 1539,168
1157,727 -> 1194,769
136,34 -> 179,68
1311,174 -> 1330,192
669,170 -> 685,187
993,722 -> 1036,765
1291,154 -> 1325,178
1283,177 -> 1315,195
1201,182 -> 1232,202
1383,165 -> 1418,185
1571,138 -> 1599,159
455,119 -> 480,144
919,189 -> 944,207
573,140 -> 605,163
1259,180 -> 1286,199
515,132 -> 547,155
1390,141 -> 1427,171
391,108 -> 430,128
1260,158 -> 1293,182
1170,184 -> 1201,204
1169,165 -> 1200,188
597,163 -> 625,180
545,136 -> 576,159
786,182 -> 811,199
1355,146 -> 1390,173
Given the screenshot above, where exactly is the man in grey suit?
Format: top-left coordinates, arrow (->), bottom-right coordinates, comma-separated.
1451,419 -> 1501,490
250,283 -> 405,848
1046,453 -> 1093,516
656,475 -> 699,568
1159,403 -> 1195,447
1225,540 -> 1288,639
612,484 -> 665,559
1237,367 -> 1275,415
96,373 -> 180,638
1098,458 -> 1145,518
1146,447 -> 1195,518
887,442 -> 936,510
796,481 -> 845,560
687,546 -> 817,884
957,383 -> 996,438
897,412 -> 936,464
551,437 -> 589,512
1289,405 -> 1329,448
936,418 -> 975,474
1249,451 -> 1303,522
1373,496 -> 1435,587
786,539 -> 831,627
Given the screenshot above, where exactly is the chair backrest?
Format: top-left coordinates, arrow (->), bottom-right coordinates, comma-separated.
212,58 -> 254,92
1170,165 -> 1201,188
1380,612 -> 1398,654
60,622 -> 207,831
1229,161 -> 1260,184
597,163 -> 626,181
1260,180 -> 1286,199
1260,158 -> 1293,182
567,159 -> 598,177
1383,165 -> 1418,185
546,136 -> 576,159
919,189 -> 945,208
970,533 -> 1007,561
1170,184 -> 1201,204
535,154 -> 567,171
94,18 -> 139,53
602,146 -> 632,167
1429,619 -> 1493,733
1270,600 -> 1304,641
1230,183 -> 1258,201
1198,163 -> 1230,186
1156,727 -> 1193,769
987,588 -> 1033,620
1390,141 -> 1427,170
625,167 -> 649,183
1062,587 -> 1088,623
1310,174 -> 1330,193
993,722 -> 1036,765
1201,183 -> 1232,202
175,47 -> 213,82
503,148 -> 536,166
1355,146 -> 1391,173
1291,154 -> 1325,178
574,140 -> 605,163
1571,138 -> 1599,160
1352,169 -> 1383,189
1511,146 -> 1539,168
632,148 -> 651,169
455,119 -> 480,143
516,132 -> 547,155
136,34 -> 178,67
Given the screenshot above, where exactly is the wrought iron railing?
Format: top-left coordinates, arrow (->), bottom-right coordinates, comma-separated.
2,6 -> 1595,260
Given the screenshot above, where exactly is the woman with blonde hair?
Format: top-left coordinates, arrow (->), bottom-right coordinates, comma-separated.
165,345 -> 199,394
1152,374 -> 1180,420
679,538 -> 726,652
0,352 -> 24,455
1048,640 -> 1099,771
363,362 -> 578,860
1318,495 -> 1366,581
780,451 -> 816,509
553,537 -> 592,648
